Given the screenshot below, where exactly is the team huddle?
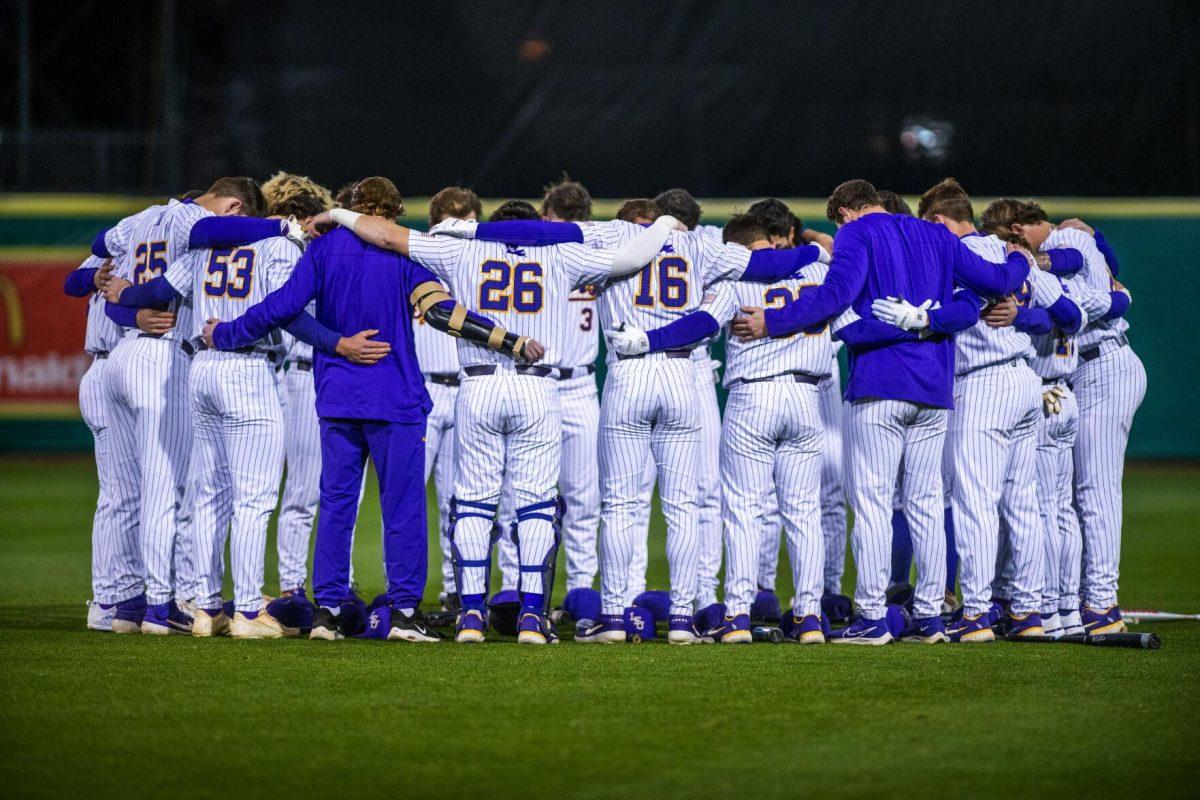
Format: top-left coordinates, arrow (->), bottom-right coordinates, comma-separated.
67,171 -> 1143,645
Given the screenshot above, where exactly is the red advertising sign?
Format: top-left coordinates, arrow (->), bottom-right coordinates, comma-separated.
0,258 -> 90,416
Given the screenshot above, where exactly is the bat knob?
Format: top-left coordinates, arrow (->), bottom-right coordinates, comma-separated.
1146,633 -> 1162,650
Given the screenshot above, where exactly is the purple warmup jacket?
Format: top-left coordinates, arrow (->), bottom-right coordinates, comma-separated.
764,212 -> 1028,409
213,227 -> 434,423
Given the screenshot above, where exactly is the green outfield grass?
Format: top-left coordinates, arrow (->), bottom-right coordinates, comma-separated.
1,457 -> 1197,799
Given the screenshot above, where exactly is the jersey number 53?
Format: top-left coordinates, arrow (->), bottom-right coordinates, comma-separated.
205,247 -> 255,299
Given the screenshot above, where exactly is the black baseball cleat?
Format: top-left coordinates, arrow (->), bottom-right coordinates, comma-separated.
310,606 -> 343,640
388,608 -> 445,642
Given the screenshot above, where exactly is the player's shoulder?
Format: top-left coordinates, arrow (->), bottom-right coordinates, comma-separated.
1046,225 -> 1092,249
254,235 -> 302,260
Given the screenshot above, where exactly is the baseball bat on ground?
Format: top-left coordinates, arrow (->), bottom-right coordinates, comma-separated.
1006,632 -> 1161,649
752,626 -> 784,643
1123,609 -> 1200,623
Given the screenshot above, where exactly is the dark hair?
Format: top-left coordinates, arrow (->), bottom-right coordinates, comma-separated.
542,177 -> 592,222
652,188 -> 701,229
206,177 -> 265,217
615,199 -> 661,223
429,186 -> 483,225
917,178 -> 972,223
747,198 -> 800,242
825,179 -> 880,224
349,177 -> 405,219
334,183 -> 355,208
722,213 -> 771,247
980,198 -> 1049,245
878,190 -> 914,217
489,200 -> 540,222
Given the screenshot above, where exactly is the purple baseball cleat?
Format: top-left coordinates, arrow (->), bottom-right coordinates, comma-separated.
455,609 -> 487,643
781,611 -> 825,644
704,613 -> 752,644
1006,612 -> 1045,639
575,613 -> 626,644
111,594 -> 147,635
667,615 -> 702,645
517,612 -> 558,645
1081,605 -> 1126,634
947,612 -> 995,643
828,615 -> 892,645
141,600 -> 193,635
899,615 -> 949,644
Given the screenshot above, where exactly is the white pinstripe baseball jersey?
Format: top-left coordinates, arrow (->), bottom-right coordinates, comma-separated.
560,284 -> 600,368
407,234 -> 615,368
701,263 -> 835,386
1044,226 -> 1126,352
81,256 -> 123,355
413,304 -> 461,374
1029,271 -> 1089,380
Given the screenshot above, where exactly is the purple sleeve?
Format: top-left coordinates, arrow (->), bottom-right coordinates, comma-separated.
189,217 -> 281,249
282,312 -> 340,355
118,275 -> 180,307
1104,291 -> 1131,320
1045,294 -> 1083,333
1046,247 -> 1084,277
834,318 -> 920,348
105,302 -> 138,328
928,290 -> 983,333
953,244 -> 1028,297
213,248 -> 318,350
64,268 -> 98,297
645,311 -> 721,352
741,245 -> 823,283
1013,306 -> 1053,335
472,220 -> 583,246
91,229 -> 113,258
1094,230 -> 1120,277
764,228 -> 865,337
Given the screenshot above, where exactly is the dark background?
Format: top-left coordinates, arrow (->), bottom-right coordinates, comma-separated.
2,0 -> 1198,197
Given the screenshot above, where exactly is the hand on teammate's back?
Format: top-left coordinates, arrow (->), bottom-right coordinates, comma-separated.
335,329 -> 392,365
604,323 -> 649,356
982,297 -> 1018,328
103,275 -> 132,304
136,309 -> 176,335
93,260 -> 115,290
518,338 -> 546,363
730,306 -> 768,341
1058,217 -> 1094,236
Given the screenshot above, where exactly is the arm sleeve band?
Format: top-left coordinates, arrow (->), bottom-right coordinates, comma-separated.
646,311 -> 721,352
188,217 -> 281,250
1046,247 -> 1085,277
118,276 -> 181,307
741,245 -> 823,283
1046,294 -> 1083,334
1105,290 -> 1131,320
1012,306 -> 1053,335
1094,230 -> 1120,276
105,302 -> 138,328
64,268 -> 98,297
928,289 -> 984,333
91,229 -> 113,258
473,220 -> 583,246
282,312 -> 341,355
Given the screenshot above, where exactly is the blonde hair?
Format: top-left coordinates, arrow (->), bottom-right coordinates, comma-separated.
349,176 -> 405,219
260,171 -> 334,218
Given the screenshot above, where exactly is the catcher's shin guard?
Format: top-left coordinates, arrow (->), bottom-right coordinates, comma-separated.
512,497 -> 564,615
448,497 -> 502,609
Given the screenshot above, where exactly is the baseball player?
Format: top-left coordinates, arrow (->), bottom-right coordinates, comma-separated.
732,179 -> 1031,645
94,178 -> 284,633
322,200 -> 678,644
607,214 -> 835,643
982,200 -> 1140,634
897,179 -> 1084,642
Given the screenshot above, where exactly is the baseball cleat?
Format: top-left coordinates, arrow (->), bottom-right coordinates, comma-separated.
141,601 -> 193,635
667,615 -> 703,645
1059,609 -> 1084,636
111,595 -> 147,634
455,609 -> 487,643
828,615 -> 893,645
1005,612 -> 1045,638
1081,605 -> 1127,634
439,592 -> 461,614
941,591 -> 961,616
782,612 -> 825,644
1041,612 -> 1063,639
86,601 -> 115,632
575,614 -> 627,644
192,607 -> 230,637
517,613 -> 559,645
230,610 -> 297,639
704,613 -> 752,644
387,609 -> 443,643
899,615 -> 949,643
309,607 -> 344,640
279,587 -> 308,602
692,602 -> 726,634
947,613 -> 995,643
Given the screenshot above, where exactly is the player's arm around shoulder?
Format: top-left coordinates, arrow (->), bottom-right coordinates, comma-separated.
410,271 -> 544,363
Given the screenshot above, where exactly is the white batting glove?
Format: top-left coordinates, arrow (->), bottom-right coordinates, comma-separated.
604,321 -> 650,356
871,297 -> 932,330
428,217 -> 478,239
1043,384 -> 1068,415
281,215 -> 309,248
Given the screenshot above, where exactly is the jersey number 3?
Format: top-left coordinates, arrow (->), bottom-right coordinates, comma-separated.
479,260 -> 543,313
205,247 -> 255,299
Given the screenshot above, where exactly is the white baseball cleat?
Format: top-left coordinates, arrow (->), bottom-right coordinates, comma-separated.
192,608 -> 231,637
86,601 -> 115,632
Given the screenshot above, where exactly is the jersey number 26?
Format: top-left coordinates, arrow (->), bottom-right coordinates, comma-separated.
479,260 -> 543,313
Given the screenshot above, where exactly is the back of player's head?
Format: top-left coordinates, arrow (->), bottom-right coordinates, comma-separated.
542,176 -> 592,222
429,186 -> 483,225
722,213 -> 771,248
334,183 -> 355,208
980,198 -> 1049,243
615,199 -> 662,224
349,177 -> 405,219
206,177 -> 265,217
489,200 -> 539,222
917,178 -> 972,223
747,198 -> 800,243
653,188 -> 701,230
878,190 -> 914,217
825,179 -> 881,224
261,171 -> 334,220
